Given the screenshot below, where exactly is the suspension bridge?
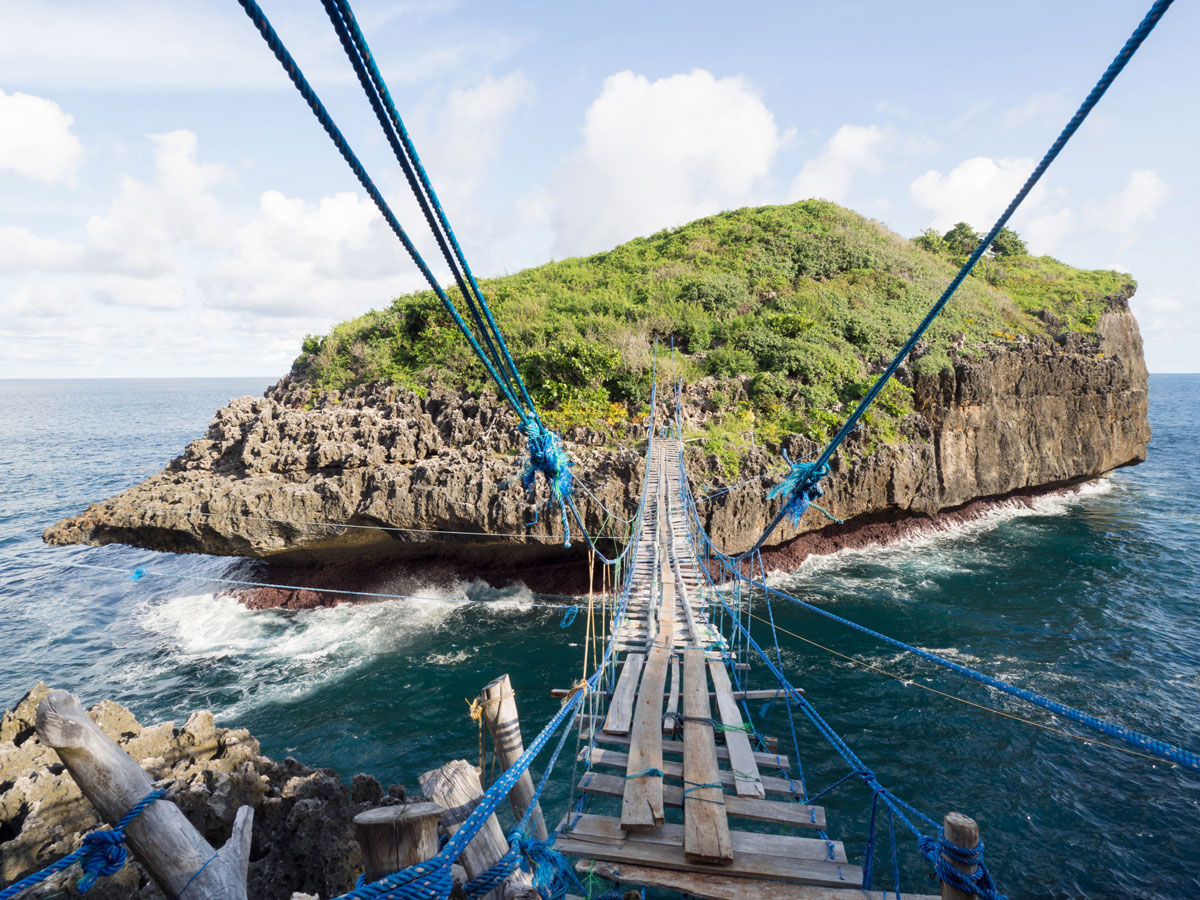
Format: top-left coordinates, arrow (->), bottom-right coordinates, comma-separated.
2,1 -> 1190,899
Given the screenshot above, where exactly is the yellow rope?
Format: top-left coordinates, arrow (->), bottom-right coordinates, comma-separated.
466,691 -> 512,777
746,609 -> 1171,767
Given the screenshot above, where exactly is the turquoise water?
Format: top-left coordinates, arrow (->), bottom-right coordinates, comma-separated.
1,376 -> 1198,898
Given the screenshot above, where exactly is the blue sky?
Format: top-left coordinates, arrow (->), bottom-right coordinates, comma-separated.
1,0 -> 1196,377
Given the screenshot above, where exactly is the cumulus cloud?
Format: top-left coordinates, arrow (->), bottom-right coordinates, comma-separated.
908,156 -> 1042,233
0,89 -> 82,182
424,71 -> 536,211
1087,169 -> 1168,235
789,124 -> 890,204
206,189 -> 418,316
547,69 -> 786,257
86,130 -> 230,276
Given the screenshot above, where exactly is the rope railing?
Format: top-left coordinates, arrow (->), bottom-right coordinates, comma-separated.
744,0 -> 1175,556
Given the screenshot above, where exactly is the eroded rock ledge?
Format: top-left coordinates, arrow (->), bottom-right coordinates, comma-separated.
44,307 -> 1150,605
0,684 -> 400,899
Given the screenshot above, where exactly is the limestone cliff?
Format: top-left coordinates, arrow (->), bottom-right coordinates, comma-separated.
43,303 -> 1149,603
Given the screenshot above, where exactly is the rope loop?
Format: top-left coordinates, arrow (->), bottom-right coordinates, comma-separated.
767,453 -> 829,527
76,831 -> 128,892
918,827 -> 1008,900
560,605 -> 580,628
522,422 -> 574,547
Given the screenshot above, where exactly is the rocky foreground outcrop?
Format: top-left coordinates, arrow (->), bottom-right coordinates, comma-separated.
0,684 -> 399,898
44,305 -> 1150,604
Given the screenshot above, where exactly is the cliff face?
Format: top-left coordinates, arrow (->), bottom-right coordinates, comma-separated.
44,306 -> 1150,602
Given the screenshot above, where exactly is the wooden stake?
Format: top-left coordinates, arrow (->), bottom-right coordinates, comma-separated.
940,812 -> 980,900
418,759 -> 533,900
354,801 -> 443,884
478,674 -> 548,841
35,689 -> 251,900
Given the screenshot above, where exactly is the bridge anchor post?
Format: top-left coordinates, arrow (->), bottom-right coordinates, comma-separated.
940,811 -> 980,900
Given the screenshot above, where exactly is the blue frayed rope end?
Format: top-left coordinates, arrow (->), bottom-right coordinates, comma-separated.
767,453 -> 829,527
522,422 -> 574,547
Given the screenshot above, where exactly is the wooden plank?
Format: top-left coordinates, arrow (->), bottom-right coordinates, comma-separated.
581,747 -> 800,798
603,652 -> 644,735
681,646 -> 733,864
555,688 -> 803,702
575,859 -> 940,900
663,655 -> 680,735
554,825 -> 859,889
566,814 -> 844,863
621,644 -> 670,830
575,772 -> 825,829
579,721 -> 792,770
708,659 -> 765,799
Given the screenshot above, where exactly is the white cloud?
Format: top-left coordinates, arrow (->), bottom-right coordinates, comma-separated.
1022,209 -> 1076,255
547,69 -> 786,257
206,189 -> 417,316
0,89 -> 82,182
790,124 -> 889,204
1088,169 -> 1168,235
1002,91 -> 1067,130
909,156 -> 1040,233
86,130 -> 231,275
0,227 -> 84,272
425,72 -> 537,211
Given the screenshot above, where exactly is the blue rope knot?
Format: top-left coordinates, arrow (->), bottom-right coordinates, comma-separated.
76,831 -> 128,892
521,422 -> 574,547
559,605 -> 580,628
918,827 -> 1008,900
767,453 -> 829,527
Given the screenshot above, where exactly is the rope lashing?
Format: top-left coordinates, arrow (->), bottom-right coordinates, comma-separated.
0,788 -> 166,900
560,605 -> 580,628
522,422 -> 574,547
918,828 -> 1008,900
767,455 -> 830,527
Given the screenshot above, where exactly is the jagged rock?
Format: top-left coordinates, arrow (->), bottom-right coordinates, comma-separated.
0,686 -> 371,899
42,307 -> 1150,604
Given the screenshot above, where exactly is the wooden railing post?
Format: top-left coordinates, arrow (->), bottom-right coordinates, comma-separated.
940,812 -> 980,900
478,674 -> 548,841
353,801 -> 443,884
418,759 -> 534,900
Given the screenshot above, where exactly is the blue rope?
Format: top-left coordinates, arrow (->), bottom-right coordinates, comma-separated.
522,421 -> 575,547
0,788 -> 166,899
748,0 -> 1175,555
320,0 -> 535,421
919,828 -> 1008,900
685,460 -> 1200,774
560,605 -> 580,628
234,0 -> 530,422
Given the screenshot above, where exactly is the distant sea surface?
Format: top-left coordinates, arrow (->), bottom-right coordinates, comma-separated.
1,375 -> 1198,899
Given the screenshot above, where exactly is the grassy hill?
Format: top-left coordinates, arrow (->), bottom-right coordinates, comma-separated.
290,200 -> 1133,462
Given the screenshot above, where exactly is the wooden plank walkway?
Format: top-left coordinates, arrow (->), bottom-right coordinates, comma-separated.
556,438 -> 923,898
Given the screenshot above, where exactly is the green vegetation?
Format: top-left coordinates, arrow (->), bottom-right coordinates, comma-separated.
291,201 -> 1132,472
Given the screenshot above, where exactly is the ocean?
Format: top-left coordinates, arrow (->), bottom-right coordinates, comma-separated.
1,375 -> 1197,899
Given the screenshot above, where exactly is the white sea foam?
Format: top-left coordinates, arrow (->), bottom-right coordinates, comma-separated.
788,477 -> 1116,582
134,579 -> 545,717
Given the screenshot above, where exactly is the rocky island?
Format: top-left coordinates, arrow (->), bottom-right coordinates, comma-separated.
43,202 -> 1150,606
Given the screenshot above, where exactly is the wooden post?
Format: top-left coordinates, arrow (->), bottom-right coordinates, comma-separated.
35,689 -> 251,900
353,801 -> 443,884
478,674 -> 548,841
940,812 -> 980,900
418,759 -> 534,900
